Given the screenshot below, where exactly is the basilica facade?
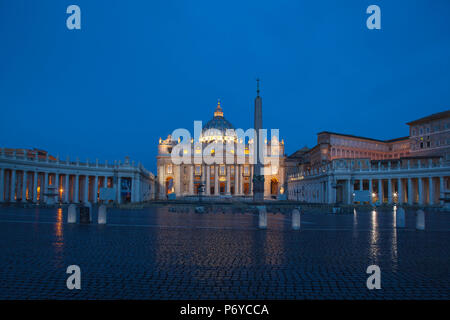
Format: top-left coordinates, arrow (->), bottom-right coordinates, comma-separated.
156,96 -> 286,200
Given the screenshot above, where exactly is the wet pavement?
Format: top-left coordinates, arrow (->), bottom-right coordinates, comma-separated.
0,205 -> 449,299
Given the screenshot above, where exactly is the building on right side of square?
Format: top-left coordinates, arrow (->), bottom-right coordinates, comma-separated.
287,110 -> 450,206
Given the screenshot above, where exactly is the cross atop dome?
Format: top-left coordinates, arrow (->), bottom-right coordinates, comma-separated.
214,99 -> 224,118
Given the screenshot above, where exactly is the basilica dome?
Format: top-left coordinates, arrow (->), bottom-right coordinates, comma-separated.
200,100 -> 237,143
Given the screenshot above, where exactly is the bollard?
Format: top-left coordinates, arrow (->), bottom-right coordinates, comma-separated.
292,208 -> 301,230
257,206 -> 267,229
98,205 -> 107,224
396,207 -> 406,228
68,204 -> 76,223
416,209 -> 425,230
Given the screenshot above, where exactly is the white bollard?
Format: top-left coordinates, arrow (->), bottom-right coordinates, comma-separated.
416,209 -> 425,230
98,205 -> 107,224
396,207 -> 406,228
257,206 -> 267,229
292,208 -> 301,230
68,204 -> 76,223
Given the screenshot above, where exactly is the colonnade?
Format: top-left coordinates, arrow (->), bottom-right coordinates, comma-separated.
0,169 -> 111,204
0,149 -> 155,204
288,158 -> 450,205
162,164 -> 254,198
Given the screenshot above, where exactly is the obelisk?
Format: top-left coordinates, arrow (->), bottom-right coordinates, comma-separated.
253,79 -> 264,202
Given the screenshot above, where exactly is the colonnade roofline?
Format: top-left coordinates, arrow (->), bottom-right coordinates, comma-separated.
0,148 -> 154,179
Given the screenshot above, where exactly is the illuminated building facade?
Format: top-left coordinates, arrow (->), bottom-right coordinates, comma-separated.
0,148 -> 155,204
288,110 -> 450,205
408,110 -> 450,160
156,98 -> 286,200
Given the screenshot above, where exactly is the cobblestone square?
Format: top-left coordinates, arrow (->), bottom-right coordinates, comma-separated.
0,206 -> 448,299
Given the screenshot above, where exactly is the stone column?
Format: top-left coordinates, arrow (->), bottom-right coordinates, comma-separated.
10,170 -> 16,201
117,176 -> 122,204
398,178 -> 403,204
369,179 -> 373,203
33,171 -> 38,203
346,179 -> 351,204
22,171 -> 27,202
388,178 -> 392,204
239,165 -> 244,195
94,175 -> 98,203
327,177 -> 333,204
135,175 -> 141,202
174,165 -> 180,195
201,165 -> 205,188
64,174 -> 69,203
250,165 -> 254,195
407,178 -> 413,205
0,168 -> 4,202
226,166 -> 231,195
214,165 -> 219,195
131,176 -> 136,202
84,175 -> 89,204
54,173 -> 60,202
43,172 -> 48,203
74,175 -> 79,203
234,165 -> 238,195
429,176 -> 434,205
206,166 -> 210,195
440,176 -> 444,205
189,166 -> 194,195
321,182 -> 324,203
359,179 -> 363,191
378,179 -> 383,204
418,177 -> 424,205
104,176 -> 108,188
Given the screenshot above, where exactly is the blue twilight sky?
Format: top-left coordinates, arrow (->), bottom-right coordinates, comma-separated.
1,0 -> 450,172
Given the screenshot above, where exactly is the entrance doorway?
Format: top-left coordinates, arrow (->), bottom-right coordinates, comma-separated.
270,178 -> 279,196
165,177 -> 174,194
243,183 -> 250,195
220,182 -> 226,194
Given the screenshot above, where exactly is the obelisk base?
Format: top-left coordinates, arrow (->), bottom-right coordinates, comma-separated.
253,174 -> 265,203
